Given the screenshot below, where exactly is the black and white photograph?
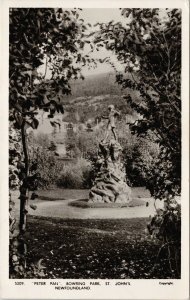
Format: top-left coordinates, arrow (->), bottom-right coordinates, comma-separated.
0,0 -> 189,299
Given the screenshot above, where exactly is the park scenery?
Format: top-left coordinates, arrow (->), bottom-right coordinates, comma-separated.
9,8 -> 181,279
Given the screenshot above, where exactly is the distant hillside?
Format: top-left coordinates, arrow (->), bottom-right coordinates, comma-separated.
67,72 -> 123,99
34,72 -> 139,139
39,72 -> 139,124
61,72 -> 139,124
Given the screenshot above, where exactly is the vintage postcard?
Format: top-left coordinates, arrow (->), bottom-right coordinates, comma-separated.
0,0 -> 189,299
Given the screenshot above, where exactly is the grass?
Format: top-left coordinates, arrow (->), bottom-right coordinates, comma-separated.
24,215 -> 180,279
37,189 -> 89,201
36,187 -> 151,201
69,198 -> 146,208
11,187 -> 151,202
12,187 -> 180,279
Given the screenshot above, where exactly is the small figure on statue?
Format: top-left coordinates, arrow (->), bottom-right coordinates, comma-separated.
101,105 -> 120,142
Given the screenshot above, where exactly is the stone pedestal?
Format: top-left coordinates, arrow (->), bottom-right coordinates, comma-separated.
89,139 -> 131,203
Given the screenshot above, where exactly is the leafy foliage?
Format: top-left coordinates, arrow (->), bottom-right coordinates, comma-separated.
9,8 -> 93,132
10,6 -> 90,232
147,201 -> 181,277
94,8 -> 181,200
57,158 -> 92,189
122,132 -> 160,187
9,125 -> 22,189
93,8 -> 181,276
65,129 -> 101,158
9,7 -> 93,278
29,145 -> 63,189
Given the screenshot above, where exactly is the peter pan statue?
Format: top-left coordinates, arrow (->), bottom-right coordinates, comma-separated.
101,105 -> 120,142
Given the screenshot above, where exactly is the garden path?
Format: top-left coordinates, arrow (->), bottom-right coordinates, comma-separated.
12,188 -> 157,219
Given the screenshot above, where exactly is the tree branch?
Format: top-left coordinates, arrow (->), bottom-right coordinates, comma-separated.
43,56 -> 48,79
162,31 -> 170,78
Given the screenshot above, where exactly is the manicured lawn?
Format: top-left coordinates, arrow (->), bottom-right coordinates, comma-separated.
25,215 -> 180,279
69,198 -> 146,208
36,187 -> 151,201
12,187 -> 154,220
11,187 -> 151,202
12,187 -> 180,279
37,189 -> 89,201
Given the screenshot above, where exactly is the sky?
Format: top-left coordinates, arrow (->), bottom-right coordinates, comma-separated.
39,8 -> 125,78
80,8 -> 124,25
39,8 -> 168,77
80,8 -> 125,76
79,8 -> 168,76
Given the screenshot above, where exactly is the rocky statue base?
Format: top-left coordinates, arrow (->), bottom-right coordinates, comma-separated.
89,139 -> 131,204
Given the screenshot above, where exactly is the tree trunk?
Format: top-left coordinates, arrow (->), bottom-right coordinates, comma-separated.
19,122 -> 29,233
10,122 -> 29,277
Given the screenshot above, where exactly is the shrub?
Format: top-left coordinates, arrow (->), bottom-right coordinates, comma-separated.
29,146 -> 63,189
122,132 -> 160,187
57,166 -> 83,188
28,132 -> 50,148
147,200 -> 181,277
57,158 -> 92,189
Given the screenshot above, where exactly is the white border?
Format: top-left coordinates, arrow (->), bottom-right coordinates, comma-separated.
0,0 -> 189,299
